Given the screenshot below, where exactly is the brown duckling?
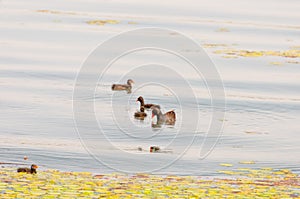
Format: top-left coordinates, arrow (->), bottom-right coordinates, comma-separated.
150,146 -> 160,152
134,106 -> 147,120
151,107 -> 176,125
17,164 -> 38,174
136,96 -> 160,109
111,79 -> 134,93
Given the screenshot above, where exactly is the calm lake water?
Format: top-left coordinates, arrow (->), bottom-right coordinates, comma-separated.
0,0 -> 299,175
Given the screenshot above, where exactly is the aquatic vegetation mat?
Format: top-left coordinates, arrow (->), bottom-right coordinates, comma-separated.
0,167 -> 299,198
202,43 -> 300,61
214,49 -> 300,58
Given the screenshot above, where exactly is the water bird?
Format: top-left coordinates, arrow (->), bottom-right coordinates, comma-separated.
111,79 -> 134,93
17,164 -> 38,174
134,106 -> 147,120
151,107 -> 176,125
150,146 -> 160,152
136,96 -> 160,109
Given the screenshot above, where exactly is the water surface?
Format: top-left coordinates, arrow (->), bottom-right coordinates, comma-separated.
0,0 -> 299,175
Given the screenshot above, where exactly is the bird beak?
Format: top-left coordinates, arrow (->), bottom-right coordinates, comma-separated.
34,165 -> 38,169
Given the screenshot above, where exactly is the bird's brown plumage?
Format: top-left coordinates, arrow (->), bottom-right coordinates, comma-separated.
136,96 -> 160,109
134,106 -> 147,120
111,79 -> 134,93
17,164 -> 38,174
151,107 -> 176,125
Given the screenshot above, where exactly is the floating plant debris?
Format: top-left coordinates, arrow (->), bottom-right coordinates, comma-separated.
36,10 -> 120,26
270,62 -> 284,66
128,21 -> 138,25
202,43 -> 228,48
36,10 -> 77,15
213,49 -> 300,58
220,163 -> 233,167
216,28 -> 230,32
86,20 -> 119,26
239,161 -> 256,164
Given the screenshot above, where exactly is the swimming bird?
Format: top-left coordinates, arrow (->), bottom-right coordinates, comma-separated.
151,107 -> 176,125
136,96 -> 160,109
134,106 -> 147,120
150,146 -> 160,152
17,164 -> 38,174
111,79 -> 134,93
